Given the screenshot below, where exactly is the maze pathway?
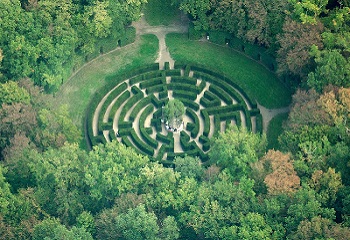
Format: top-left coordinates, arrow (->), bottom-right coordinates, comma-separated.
86,63 -> 263,165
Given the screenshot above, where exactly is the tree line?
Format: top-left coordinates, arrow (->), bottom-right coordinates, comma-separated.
0,0 -> 146,91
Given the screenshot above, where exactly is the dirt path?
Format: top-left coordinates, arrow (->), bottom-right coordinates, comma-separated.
132,14 -> 188,69
258,103 -> 290,132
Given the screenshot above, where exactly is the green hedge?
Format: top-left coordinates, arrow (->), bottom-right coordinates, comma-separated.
176,98 -> 199,111
186,108 -> 199,138
140,77 -> 165,91
108,90 -> 131,122
168,82 -> 200,94
200,91 -> 221,108
165,69 -> 181,76
171,76 -> 197,85
118,86 -> 144,123
98,82 -> 128,129
130,129 -> 154,156
180,131 -> 195,151
209,85 -> 232,104
193,72 -> 244,104
172,90 -> 197,101
201,110 -> 210,137
146,85 -> 167,95
129,95 -> 154,122
158,89 -> 169,99
255,114 -> 263,134
139,105 -> 158,149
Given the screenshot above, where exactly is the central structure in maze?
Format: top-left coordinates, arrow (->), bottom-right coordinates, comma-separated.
86,62 -> 263,165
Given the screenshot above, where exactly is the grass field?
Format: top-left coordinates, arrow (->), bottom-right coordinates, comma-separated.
166,33 -> 292,108
48,34 -> 159,129
143,0 -> 181,26
267,112 -> 289,149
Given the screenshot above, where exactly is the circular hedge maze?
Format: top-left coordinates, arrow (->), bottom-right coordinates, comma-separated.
86,62 -> 263,165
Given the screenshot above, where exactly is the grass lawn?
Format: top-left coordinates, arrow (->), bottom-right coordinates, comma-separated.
267,112 -> 289,149
166,33 -> 292,108
47,34 -> 159,129
143,0 -> 181,26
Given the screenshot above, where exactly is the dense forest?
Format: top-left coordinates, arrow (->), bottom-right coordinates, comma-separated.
1,0 -> 350,239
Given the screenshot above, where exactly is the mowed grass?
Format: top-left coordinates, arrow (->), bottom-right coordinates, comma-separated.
267,112 -> 289,149
47,34 -> 159,128
143,0 -> 181,26
166,33 -> 292,108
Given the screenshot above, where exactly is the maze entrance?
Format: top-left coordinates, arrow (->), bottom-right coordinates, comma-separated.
86,62 -> 262,165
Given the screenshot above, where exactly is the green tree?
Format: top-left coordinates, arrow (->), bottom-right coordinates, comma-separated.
0,81 -> 30,105
163,99 -> 185,128
307,48 -> 350,91
85,140 -> 149,211
103,204 -> 159,240
28,143 -> 88,225
277,18 -> 324,81
209,125 -> 267,179
289,216 -> 350,239
236,212 -> 273,240
159,216 -> 180,240
174,156 -> 204,180
32,218 -> 93,240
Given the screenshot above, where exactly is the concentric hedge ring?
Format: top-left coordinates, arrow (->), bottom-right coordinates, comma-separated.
86,62 -> 263,165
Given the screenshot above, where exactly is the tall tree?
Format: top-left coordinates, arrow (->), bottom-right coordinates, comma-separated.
209,125 -> 266,179
277,18 -> 324,81
262,150 -> 300,196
